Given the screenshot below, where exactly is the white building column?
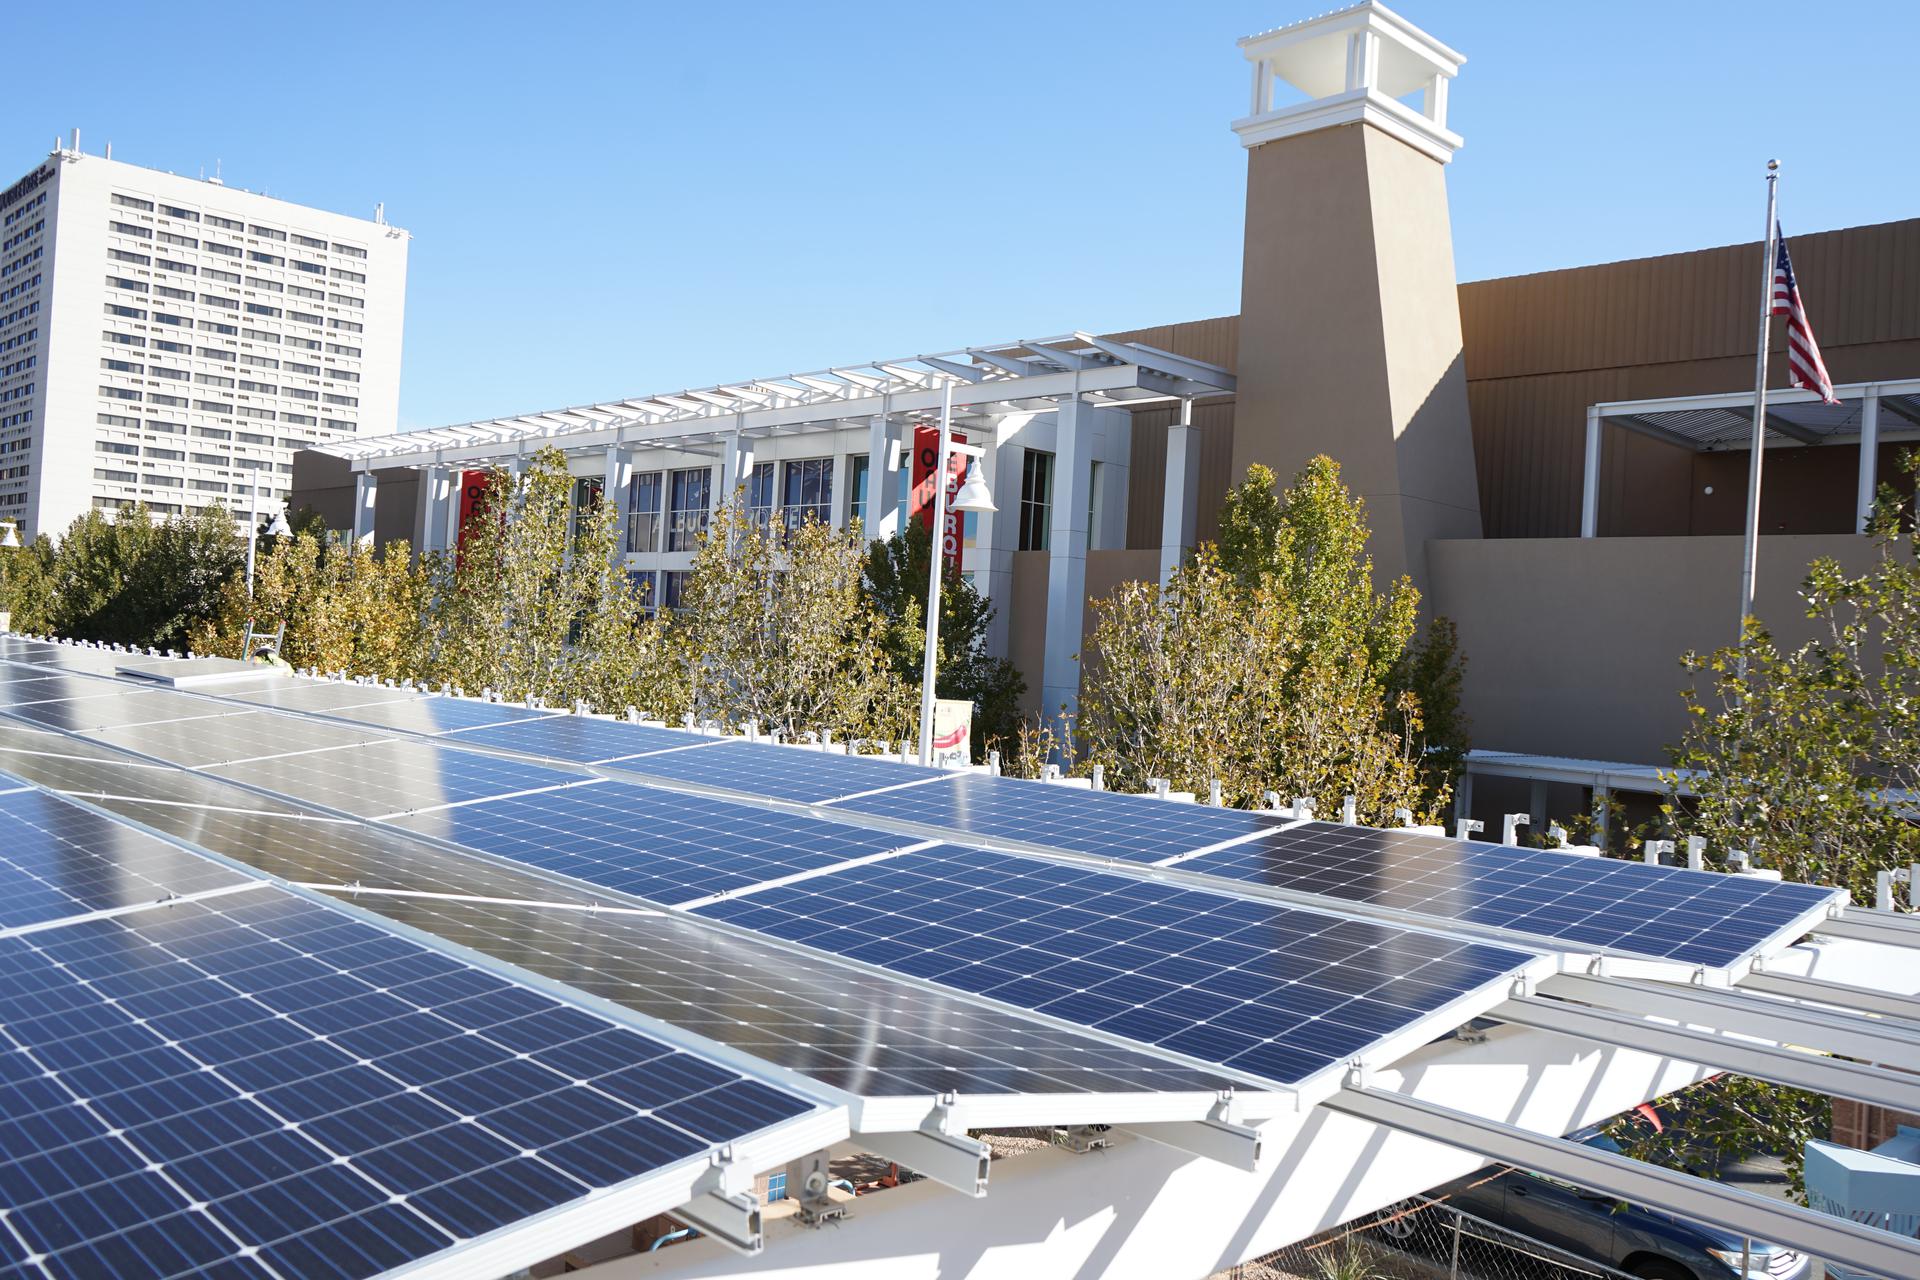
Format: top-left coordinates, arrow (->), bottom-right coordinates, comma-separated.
1160,400 -> 1201,585
866,409 -> 900,541
351,472 -> 377,545
1856,388 -> 1880,533
1041,395 -> 1092,733
1579,406 -> 1601,538
412,466 -> 450,554
970,425 -> 1012,659
719,428 -> 753,506
604,444 -> 634,556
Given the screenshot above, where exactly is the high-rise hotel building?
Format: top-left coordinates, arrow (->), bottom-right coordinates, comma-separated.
0,136 -> 407,539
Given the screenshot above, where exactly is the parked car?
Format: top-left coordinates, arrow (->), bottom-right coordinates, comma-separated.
1379,1126 -> 1809,1280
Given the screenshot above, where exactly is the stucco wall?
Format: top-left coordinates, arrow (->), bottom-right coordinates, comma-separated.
1429,533 -> 1882,762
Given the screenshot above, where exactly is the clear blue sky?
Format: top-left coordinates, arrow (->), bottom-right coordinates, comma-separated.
10,2 -> 1915,430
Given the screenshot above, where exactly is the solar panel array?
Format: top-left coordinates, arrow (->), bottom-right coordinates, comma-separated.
322,696 -> 558,737
0,888 -> 817,1280
337,892 -> 1257,1099
695,843 -> 1535,1086
390,781 -> 915,905
824,772 -> 1279,859
614,737 -> 953,805
445,714 -> 720,764
206,738 -> 587,818
0,787 -> 252,930
1174,822 -> 1840,968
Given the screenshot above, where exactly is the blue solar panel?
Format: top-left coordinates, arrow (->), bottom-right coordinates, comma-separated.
325,697 -> 559,736
824,772 -> 1276,860
0,888 -> 817,1280
206,739 -> 586,818
446,715 -> 714,764
1174,822 -> 1841,969
615,738 -> 951,804
0,788 -> 252,930
694,844 -> 1535,1086
388,779 -> 913,905
6,689 -> 241,731
90,710 -> 389,768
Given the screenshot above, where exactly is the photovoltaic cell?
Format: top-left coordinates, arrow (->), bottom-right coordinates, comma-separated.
445,715 -> 717,764
825,772 -> 1277,861
206,738 -> 588,818
388,780 -> 913,905
0,888 -> 817,1280
1175,822 -> 1841,968
223,681 -> 426,713
90,710 -> 391,767
0,788 -> 251,931
322,697 -> 559,737
4,689 -> 243,731
329,891 -> 1260,1100
614,737 -> 951,805
696,844 -> 1536,1086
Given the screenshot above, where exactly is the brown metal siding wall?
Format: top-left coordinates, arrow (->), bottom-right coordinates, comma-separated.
1460,218 -> 1920,538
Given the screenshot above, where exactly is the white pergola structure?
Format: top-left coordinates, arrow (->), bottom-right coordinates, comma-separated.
1581,377 -> 1920,537
316,333 -> 1235,722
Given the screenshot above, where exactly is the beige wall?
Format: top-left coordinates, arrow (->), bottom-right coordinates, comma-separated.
1004,547 -> 1161,717
1428,533 -> 1881,763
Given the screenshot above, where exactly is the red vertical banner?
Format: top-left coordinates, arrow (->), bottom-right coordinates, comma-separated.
456,470 -> 492,550
910,426 -> 967,571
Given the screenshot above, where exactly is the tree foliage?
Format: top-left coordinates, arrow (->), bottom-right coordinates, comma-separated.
682,499 -> 912,741
1605,1075 -> 1830,1200
863,518 -> 1025,758
19,504 -> 244,648
1078,457 -> 1457,820
1664,469 -> 1920,904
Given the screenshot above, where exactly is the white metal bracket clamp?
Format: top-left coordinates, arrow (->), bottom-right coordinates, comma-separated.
1454,818 -> 1484,842
1644,839 -> 1675,867
1501,813 -> 1530,846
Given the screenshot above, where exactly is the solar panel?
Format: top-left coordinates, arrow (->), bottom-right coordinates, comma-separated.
614,737 -> 951,805
223,681 -> 425,713
445,715 -> 717,764
207,738 -> 588,818
388,780 -> 915,906
4,688 -> 244,731
323,697 -> 559,737
0,888 -> 819,1280
1174,822 -> 1841,969
90,709 -> 391,767
0,788 -> 252,931
824,772 -> 1277,861
695,844 -> 1537,1087
329,891 -> 1262,1101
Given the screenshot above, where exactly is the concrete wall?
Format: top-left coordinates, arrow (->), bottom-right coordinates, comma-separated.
1005,548 -> 1160,719
1429,532 -> 1882,762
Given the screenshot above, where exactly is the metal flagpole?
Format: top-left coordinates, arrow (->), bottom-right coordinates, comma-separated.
244,479 -> 259,595
917,380 -> 954,766
1736,160 -> 1781,650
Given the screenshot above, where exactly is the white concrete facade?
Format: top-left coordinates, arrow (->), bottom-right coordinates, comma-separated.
0,139 -> 407,540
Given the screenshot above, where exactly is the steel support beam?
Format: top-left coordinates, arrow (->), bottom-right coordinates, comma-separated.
1580,407 -> 1601,537
1495,997 -> 1920,1115
1740,969 -> 1920,1021
1542,973 -> 1920,1066
1121,1117 -> 1263,1173
1816,909 -> 1920,950
1324,1087 -> 1920,1280
858,1126 -> 990,1198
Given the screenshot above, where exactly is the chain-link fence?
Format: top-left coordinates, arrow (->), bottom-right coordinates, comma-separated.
1221,1189 -> 1639,1280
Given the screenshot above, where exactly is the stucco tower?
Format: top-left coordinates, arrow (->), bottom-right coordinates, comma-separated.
1231,2 -> 1482,591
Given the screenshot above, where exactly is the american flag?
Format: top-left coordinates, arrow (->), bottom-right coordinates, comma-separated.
1771,226 -> 1837,404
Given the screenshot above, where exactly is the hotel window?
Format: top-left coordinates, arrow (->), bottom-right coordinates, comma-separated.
626,470 -> 663,554
847,454 -> 870,528
782,458 -> 833,532
666,467 -> 710,551
1019,450 -> 1053,551
744,462 -> 776,530
1085,460 -> 1102,552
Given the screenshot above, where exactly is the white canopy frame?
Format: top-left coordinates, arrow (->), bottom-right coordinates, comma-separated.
1582,376 -> 1920,537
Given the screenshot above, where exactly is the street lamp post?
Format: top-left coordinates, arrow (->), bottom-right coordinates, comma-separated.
916,379 -> 996,766
244,482 -> 292,596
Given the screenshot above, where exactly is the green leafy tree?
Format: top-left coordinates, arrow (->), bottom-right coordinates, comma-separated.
1217,458 -> 1469,811
0,533 -> 56,634
45,504 -> 243,647
863,518 -> 1025,759
1605,1075 -> 1830,1200
1080,458 -> 1436,820
1665,472 -> 1920,904
682,497 -> 912,742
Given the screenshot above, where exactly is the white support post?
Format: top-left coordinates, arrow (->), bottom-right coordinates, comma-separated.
1857,388 -> 1880,533
866,405 -> 901,541
411,466 -> 447,555
1042,394 -> 1092,736
1452,771 -> 1474,827
720,427 -> 752,502
604,445 -> 634,559
1580,406 -> 1601,538
1160,399 -> 1201,586
351,472 -> 377,545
